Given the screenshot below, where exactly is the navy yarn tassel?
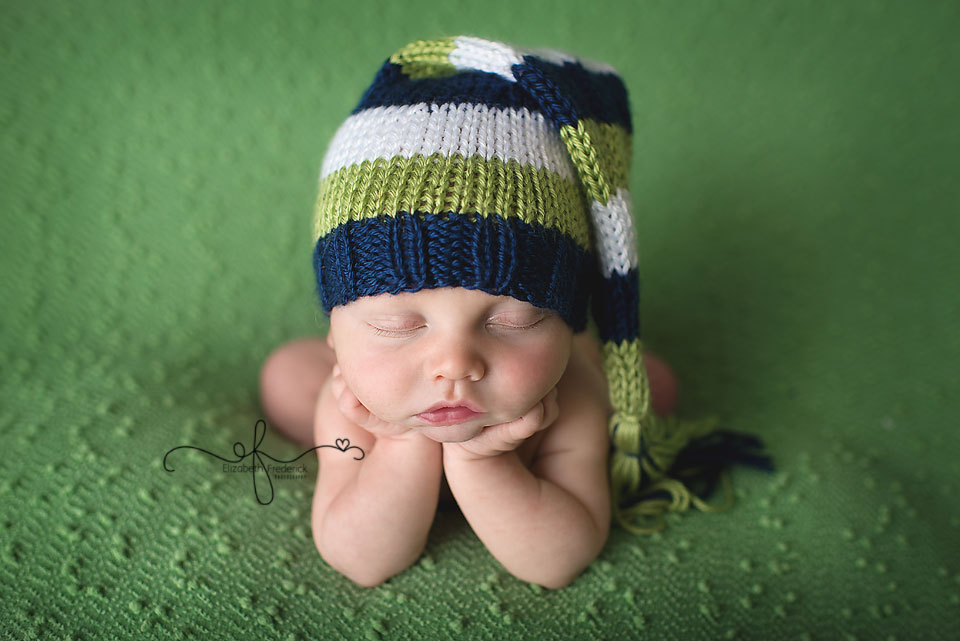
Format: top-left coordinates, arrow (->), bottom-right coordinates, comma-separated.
621,431 -> 775,509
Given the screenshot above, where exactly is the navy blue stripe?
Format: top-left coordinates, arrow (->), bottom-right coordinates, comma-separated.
513,55 -> 632,133
354,57 -> 631,133
314,212 -> 595,332
354,61 -> 542,116
590,269 -> 641,343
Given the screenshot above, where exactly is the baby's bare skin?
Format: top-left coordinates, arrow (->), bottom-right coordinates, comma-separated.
259,289 -> 678,588
260,334 -> 676,452
260,331 -> 672,509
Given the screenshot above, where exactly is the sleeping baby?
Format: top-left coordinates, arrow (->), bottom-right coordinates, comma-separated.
258,35 -> 731,589
261,288 -> 676,588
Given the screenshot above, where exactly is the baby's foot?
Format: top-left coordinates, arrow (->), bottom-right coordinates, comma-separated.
643,352 -> 678,416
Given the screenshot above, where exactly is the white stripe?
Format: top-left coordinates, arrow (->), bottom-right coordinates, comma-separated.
527,46 -> 621,76
449,36 -> 525,82
591,187 -> 638,278
319,103 -> 578,183
527,46 -> 576,67
577,56 -> 621,76
449,38 -> 622,79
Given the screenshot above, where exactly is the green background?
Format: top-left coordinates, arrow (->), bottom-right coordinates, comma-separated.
2,0 -> 958,639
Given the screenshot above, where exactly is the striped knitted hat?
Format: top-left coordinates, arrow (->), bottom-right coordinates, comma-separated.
312,36 -> 771,533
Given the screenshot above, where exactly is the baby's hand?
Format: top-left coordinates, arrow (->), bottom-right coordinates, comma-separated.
444,387 -> 560,461
330,364 -> 413,440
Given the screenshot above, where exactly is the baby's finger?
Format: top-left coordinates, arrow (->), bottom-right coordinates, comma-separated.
459,423 -> 519,457
540,387 -> 560,430
501,401 -> 547,443
332,376 -> 374,427
505,389 -> 557,443
340,395 -> 370,426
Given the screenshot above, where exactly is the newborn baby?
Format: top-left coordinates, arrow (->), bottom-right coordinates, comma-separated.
258,35 -> 712,588
260,287 -> 677,588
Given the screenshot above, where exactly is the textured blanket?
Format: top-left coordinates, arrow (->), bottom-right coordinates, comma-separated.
2,1 -> 957,638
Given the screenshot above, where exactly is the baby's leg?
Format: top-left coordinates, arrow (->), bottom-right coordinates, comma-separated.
259,337 -> 336,448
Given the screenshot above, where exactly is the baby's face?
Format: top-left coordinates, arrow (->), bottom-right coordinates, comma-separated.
327,287 -> 573,443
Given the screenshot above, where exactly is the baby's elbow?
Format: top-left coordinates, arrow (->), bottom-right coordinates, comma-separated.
312,521 -> 416,588
315,538 -> 393,588
525,527 -> 608,590
534,571 -> 580,590
517,552 -> 595,590
528,554 -> 600,589
523,557 -> 594,590
339,564 -> 392,589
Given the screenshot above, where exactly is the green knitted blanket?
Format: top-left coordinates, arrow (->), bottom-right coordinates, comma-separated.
2,1 -> 957,639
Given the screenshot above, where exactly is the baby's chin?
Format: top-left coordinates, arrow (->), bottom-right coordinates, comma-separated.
415,421 -> 487,443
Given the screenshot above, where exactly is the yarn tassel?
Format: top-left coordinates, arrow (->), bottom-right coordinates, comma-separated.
613,420 -> 774,534
604,341 -> 774,534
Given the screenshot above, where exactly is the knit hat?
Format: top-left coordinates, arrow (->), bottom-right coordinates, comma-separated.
312,36 -> 772,533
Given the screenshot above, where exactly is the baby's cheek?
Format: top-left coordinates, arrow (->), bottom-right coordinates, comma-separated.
499,347 -> 566,403
340,354 -> 407,404
527,342 -> 569,385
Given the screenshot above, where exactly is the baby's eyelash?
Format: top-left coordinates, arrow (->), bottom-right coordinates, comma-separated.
489,317 -> 545,330
371,326 -> 418,337
369,317 -> 545,337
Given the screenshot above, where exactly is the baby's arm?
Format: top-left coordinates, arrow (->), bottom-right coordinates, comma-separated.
442,346 -> 611,589
311,375 -> 443,587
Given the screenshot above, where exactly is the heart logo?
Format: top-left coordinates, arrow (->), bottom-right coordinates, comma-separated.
335,438 -> 350,450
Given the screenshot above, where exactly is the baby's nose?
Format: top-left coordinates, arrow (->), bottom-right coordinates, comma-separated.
426,335 -> 485,382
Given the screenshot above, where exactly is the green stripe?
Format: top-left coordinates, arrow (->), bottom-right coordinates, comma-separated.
604,337 -> 646,499
581,119 -> 632,194
559,119 -> 632,206
602,338 -> 645,417
388,37 -> 458,79
313,152 -> 591,248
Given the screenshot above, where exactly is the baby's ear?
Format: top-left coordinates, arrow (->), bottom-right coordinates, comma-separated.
326,331 -> 335,350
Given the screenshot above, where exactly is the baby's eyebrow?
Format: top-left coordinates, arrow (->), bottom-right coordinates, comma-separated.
365,304 -> 424,314
489,306 -> 546,316
364,312 -> 422,321
365,306 -> 544,320
360,294 -> 548,316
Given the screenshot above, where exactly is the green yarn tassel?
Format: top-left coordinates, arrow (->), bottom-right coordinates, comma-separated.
611,413 -> 731,535
603,340 -> 772,534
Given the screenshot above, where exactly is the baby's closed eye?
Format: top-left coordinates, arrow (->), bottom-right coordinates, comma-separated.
487,314 -> 545,329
